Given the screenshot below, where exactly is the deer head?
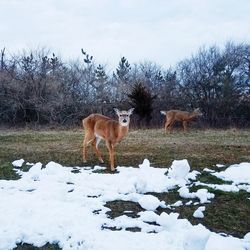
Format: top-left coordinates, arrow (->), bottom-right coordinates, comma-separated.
114,108 -> 134,127
193,108 -> 203,117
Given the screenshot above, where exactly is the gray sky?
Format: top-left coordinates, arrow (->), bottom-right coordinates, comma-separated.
1,0 -> 250,69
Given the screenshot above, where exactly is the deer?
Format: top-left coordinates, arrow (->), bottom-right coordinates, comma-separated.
82,108 -> 134,171
160,108 -> 202,133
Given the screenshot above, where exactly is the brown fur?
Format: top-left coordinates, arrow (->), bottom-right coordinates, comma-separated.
82,109 -> 134,171
160,108 -> 202,133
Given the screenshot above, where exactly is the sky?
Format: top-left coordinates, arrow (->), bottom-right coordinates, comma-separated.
1,0 -> 250,70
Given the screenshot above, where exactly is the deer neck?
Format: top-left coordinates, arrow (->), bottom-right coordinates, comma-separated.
117,124 -> 129,141
189,112 -> 197,120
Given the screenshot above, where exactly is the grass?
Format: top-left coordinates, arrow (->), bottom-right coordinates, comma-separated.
0,128 -> 250,248
105,188 -> 250,237
0,128 -> 249,174
196,172 -> 233,185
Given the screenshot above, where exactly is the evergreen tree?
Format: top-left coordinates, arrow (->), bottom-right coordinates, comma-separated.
113,57 -> 131,102
94,64 -> 109,113
128,81 -> 156,126
116,56 -> 131,82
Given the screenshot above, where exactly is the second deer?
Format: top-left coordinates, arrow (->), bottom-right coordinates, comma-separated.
160,108 -> 202,133
82,108 -> 134,171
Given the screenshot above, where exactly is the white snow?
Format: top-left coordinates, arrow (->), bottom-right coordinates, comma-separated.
138,195 -> 163,211
168,159 -> 190,179
138,211 -> 159,223
172,200 -> 183,207
204,168 -> 215,173
237,184 -> 250,193
195,189 -> 215,203
244,232 -> 250,240
183,225 -> 210,250
216,164 -> 225,168
12,159 -> 25,167
195,182 -> 240,192
0,159 -> 249,250
186,170 -> 201,180
193,206 -> 206,218
156,212 -> 184,229
178,187 -> 215,203
205,233 -> 249,250
212,162 -> 250,184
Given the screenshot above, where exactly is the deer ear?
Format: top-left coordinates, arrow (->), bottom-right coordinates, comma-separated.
128,108 -> 134,115
160,111 -> 166,115
113,108 -> 120,116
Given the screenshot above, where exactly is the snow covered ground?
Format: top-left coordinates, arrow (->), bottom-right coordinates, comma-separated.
0,159 -> 250,250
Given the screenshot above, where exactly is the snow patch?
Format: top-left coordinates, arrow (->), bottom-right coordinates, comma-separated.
0,159 -> 249,250
138,195 -> 163,211
178,187 -> 214,203
213,162 -> 250,184
138,211 -> 159,223
216,164 -> 225,168
168,159 -> 190,179
183,225 -> 210,250
193,206 -> 206,218
12,159 -> 25,167
203,168 -> 215,173
205,233 -> 248,250
172,200 -> 183,207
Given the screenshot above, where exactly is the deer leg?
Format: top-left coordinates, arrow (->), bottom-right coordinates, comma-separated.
92,137 -> 104,163
164,121 -> 169,132
83,132 -> 94,163
166,120 -> 174,133
106,141 -> 115,172
165,120 -> 171,133
183,121 -> 188,132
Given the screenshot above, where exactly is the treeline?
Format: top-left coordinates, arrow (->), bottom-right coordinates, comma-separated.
0,42 -> 249,128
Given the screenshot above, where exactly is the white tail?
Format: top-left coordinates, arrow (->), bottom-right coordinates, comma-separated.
160,108 -> 202,132
82,108 -> 134,171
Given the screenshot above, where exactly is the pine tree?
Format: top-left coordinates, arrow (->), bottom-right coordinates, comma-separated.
116,56 -> 131,82
94,64 -> 109,113
113,57 -> 131,102
128,82 -> 156,126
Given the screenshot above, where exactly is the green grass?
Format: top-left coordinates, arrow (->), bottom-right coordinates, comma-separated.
0,128 -> 249,248
1,128 -> 249,175
105,188 -> 250,237
175,189 -> 250,238
196,172 -> 233,185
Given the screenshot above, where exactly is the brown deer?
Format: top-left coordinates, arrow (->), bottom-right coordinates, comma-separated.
82,108 -> 134,171
160,108 -> 202,133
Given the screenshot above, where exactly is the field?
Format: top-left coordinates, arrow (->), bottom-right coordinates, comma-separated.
0,128 -> 250,249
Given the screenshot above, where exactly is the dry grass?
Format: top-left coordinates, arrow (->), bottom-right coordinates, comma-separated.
0,128 -> 249,172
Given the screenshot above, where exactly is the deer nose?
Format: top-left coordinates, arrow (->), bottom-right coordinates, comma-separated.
123,119 -> 127,123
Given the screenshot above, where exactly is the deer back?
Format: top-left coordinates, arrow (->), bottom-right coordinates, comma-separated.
83,114 -> 129,143
166,110 -> 189,121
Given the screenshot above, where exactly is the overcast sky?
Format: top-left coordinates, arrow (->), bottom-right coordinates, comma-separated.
1,0 -> 250,69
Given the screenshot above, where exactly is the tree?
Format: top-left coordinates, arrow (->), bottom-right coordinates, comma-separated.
128,81 -> 156,126
94,64 -> 109,113
116,56 -> 131,82
113,57 -> 131,102
177,42 -> 250,127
